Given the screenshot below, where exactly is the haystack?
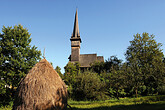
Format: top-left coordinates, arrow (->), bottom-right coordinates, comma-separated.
13,59 -> 67,110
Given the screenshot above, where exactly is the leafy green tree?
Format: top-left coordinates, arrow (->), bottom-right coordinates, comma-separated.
126,54 -> 144,97
55,66 -> 63,79
64,62 -> 80,84
108,72 -> 126,99
64,62 -> 80,76
63,62 -> 80,98
0,25 -> 41,103
90,61 -> 105,75
104,56 -> 122,73
125,32 -> 165,96
90,56 -> 124,99
105,57 -> 126,99
72,71 -> 106,100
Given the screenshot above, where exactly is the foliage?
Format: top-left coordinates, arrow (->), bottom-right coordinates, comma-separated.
125,32 -> 165,97
63,62 -> 80,99
72,71 -> 107,100
64,62 -> 80,85
157,78 -> 165,95
90,61 -> 105,75
125,55 -> 144,97
0,101 -> 13,110
64,62 -> 80,75
55,66 -> 63,79
101,56 -> 126,99
0,24 -> 41,104
104,56 -> 122,73
107,67 -> 127,99
90,56 -> 122,74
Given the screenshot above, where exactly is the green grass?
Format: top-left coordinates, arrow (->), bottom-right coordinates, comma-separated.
0,101 -> 13,110
68,95 -> 165,110
1,95 -> 165,110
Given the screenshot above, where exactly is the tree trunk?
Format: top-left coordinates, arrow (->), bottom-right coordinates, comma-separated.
135,88 -> 138,98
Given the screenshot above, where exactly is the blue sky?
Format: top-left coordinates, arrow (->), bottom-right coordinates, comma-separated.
1,0 -> 165,73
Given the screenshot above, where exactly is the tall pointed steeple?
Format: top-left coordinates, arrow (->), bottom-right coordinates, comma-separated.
71,9 -> 81,42
72,9 -> 80,38
69,9 -> 82,62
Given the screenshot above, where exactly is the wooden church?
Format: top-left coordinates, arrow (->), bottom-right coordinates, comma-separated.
68,9 -> 104,69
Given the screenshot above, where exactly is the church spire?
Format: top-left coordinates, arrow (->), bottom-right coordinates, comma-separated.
72,9 -> 80,38
69,9 -> 81,62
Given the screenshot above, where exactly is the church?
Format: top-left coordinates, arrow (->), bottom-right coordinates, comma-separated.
68,9 -> 104,69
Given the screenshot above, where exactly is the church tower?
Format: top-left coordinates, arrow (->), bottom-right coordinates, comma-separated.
70,9 -> 82,62
68,9 -> 104,68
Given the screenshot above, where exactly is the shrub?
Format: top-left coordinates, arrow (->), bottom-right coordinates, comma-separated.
72,71 -> 106,100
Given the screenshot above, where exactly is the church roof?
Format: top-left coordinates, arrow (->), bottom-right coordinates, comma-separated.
71,9 -> 81,42
79,54 -> 104,67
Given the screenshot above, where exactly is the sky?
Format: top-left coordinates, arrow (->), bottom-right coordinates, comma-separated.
1,0 -> 165,73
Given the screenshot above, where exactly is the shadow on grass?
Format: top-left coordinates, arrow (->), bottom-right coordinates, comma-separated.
69,102 -> 165,110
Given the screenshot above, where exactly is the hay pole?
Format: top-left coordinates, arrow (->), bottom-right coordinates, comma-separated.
43,47 -> 46,59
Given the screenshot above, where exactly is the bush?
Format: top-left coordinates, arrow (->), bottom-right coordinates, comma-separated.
72,71 -> 107,100
158,84 -> 165,95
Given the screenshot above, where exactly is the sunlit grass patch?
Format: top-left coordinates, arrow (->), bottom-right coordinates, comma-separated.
1,95 -> 165,110
68,95 -> 165,109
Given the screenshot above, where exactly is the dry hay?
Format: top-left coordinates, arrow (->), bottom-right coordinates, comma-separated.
13,59 -> 67,110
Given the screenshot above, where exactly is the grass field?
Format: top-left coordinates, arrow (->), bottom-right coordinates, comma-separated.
1,95 -> 165,110
68,95 -> 165,110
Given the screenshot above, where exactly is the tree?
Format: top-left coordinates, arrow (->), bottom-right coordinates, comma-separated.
90,56 -> 122,74
72,71 -> 106,100
126,54 -> 144,97
108,71 -> 127,99
55,66 -> 63,79
104,56 -> 122,73
64,62 -> 80,76
63,62 -> 80,99
90,61 -> 105,75
0,25 -> 41,103
125,32 -> 165,96
104,56 -> 126,99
